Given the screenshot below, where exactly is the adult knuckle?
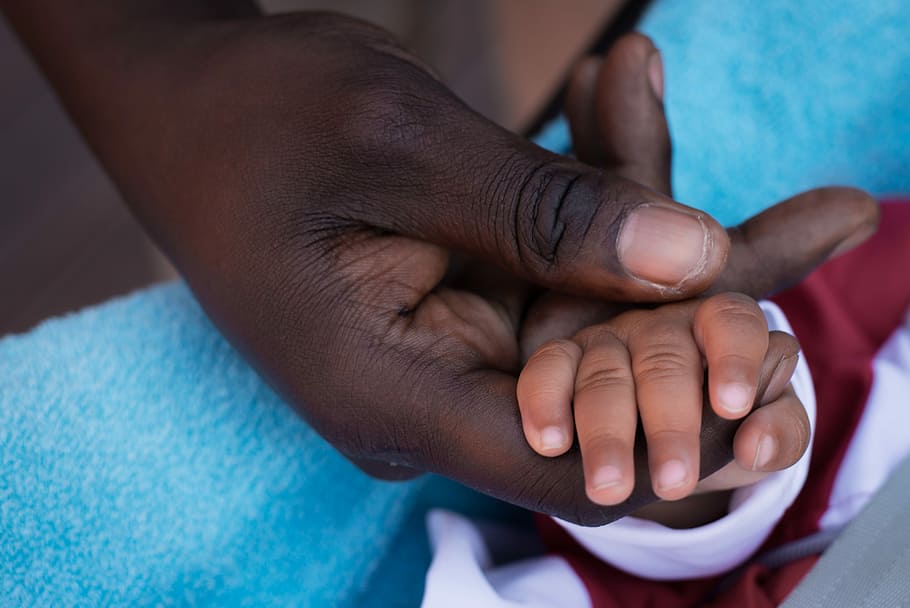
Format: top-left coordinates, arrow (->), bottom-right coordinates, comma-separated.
331,58 -> 452,163
342,81 -> 432,152
504,163 -> 596,277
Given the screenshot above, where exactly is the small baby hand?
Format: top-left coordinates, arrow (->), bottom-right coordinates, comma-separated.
517,292 -> 802,506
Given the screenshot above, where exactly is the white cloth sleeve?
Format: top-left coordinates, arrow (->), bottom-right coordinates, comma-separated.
554,301 -> 817,580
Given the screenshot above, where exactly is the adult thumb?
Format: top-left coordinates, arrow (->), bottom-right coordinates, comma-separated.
343,65 -> 729,300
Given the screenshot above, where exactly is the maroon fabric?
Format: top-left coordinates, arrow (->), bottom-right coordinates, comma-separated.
538,200 -> 910,607
768,200 -> 910,547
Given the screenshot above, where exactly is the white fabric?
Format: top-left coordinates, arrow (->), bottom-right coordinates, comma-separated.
555,302 -> 816,580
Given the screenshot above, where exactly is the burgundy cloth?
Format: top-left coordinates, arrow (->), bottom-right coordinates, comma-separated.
537,200 -> 910,607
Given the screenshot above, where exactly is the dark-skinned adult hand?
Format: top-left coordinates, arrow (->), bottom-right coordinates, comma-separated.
3,3 -> 877,525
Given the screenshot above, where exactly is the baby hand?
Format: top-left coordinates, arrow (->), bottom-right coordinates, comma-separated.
517,292 -> 807,506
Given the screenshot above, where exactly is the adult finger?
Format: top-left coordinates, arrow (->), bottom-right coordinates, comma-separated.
710,187 -> 879,298
577,33 -> 672,194
565,55 -> 605,165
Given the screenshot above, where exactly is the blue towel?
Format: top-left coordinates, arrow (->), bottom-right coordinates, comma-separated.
2,1 -> 909,605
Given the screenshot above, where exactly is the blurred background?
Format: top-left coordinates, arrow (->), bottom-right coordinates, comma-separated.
0,0 -> 622,336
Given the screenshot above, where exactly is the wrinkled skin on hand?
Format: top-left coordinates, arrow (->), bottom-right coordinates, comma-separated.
6,6 -> 878,524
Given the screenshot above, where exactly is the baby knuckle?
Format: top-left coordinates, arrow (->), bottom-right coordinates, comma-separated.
634,349 -> 692,383
530,339 -> 581,364
703,292 -> 764,324
769,330 -> 801,356
645,428 -> 694,447
576,366 -> 632,394
582,431 -> 630,454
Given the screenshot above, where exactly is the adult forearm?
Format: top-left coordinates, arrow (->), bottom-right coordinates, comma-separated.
2,2 -> 262,255
2,2 -> 258,101
2,1 -> 259,64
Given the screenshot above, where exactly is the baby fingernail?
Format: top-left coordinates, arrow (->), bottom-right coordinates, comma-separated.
656,459 -> 688,492
618,205 -> 709,286
719,382 -> 753,416
539,426 -> 567,453
752,434 -> 777,471
592,464 -> 624,490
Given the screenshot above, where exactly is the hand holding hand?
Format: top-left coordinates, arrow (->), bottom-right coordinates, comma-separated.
519,292 -> 806,507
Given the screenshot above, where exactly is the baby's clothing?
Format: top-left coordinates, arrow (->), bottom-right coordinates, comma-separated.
422,201 -> 910,607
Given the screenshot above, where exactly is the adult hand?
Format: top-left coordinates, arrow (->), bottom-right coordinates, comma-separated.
5,5 -> 876,524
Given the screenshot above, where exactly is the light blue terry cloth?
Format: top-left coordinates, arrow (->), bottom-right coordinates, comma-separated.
2,1 -> 910,606
0,284 -> 518,607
